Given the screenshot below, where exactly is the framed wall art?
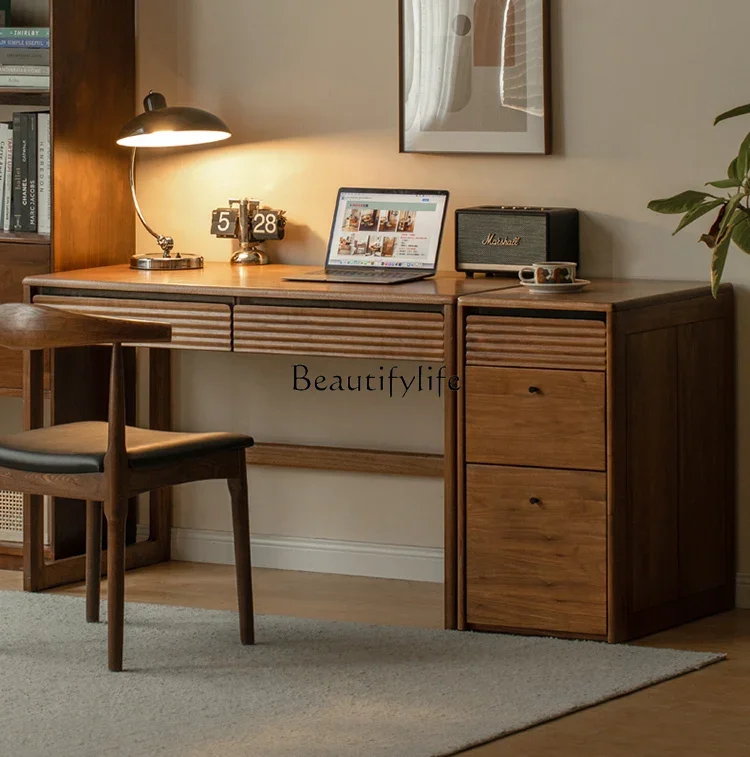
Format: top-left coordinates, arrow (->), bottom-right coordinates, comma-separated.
399,0 -> 551,155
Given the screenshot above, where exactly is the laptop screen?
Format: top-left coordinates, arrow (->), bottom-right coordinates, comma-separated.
326,188 -> 449,270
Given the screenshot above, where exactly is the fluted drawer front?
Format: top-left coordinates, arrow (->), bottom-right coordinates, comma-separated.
466,316 -> 606,371
234,305 -> 444,361
33,296 -> 231,351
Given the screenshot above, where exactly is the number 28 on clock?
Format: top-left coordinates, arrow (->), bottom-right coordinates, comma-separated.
210,207 -> 286,241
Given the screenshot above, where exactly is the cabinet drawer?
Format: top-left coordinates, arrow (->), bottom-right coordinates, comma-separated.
33,296 -> 231,351
465,366 -> 606,471
466,315 -> 606,371
466,464 -> 607,636
0,243 -> 49,392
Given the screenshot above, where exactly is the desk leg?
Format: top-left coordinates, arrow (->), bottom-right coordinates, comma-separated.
22,349 -> 45,591
443,304 -> 458,630
149,348 -> 173,561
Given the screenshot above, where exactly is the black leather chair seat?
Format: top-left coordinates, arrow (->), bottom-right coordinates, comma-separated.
0,422 -> 254,474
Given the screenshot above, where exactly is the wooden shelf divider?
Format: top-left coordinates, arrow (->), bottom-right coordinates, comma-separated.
0,89 -> 50,107
0,231 -> 51,246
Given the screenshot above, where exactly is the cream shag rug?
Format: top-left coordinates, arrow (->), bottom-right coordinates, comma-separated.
0,592 -> 723,757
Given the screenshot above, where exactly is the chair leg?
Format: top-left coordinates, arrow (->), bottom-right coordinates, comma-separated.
228,458 -> 254,645
85,500 -> 102,623
106,508 -> 127,671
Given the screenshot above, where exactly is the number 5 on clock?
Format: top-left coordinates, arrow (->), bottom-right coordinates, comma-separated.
210,208 -> 239,238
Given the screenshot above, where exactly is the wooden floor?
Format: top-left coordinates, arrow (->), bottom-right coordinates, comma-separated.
1,562 -> 749,755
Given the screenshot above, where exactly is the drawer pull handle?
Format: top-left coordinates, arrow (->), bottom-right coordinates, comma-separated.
528,386 -> 541,394
529,497 -> 542,506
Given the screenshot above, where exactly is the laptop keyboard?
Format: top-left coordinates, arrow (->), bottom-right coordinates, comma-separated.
326,270 -> 421,280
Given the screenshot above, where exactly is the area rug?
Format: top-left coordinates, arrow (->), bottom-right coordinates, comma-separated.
0,592 -> 722,757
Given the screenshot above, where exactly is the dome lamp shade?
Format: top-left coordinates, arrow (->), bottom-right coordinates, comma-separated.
117,91 -> 231,270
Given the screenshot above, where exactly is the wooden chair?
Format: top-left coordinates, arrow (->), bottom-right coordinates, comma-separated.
0,303 -> 255,671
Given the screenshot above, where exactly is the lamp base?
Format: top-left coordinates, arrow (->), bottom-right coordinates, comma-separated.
231,247 -> 269,266
130,253 -> 204,270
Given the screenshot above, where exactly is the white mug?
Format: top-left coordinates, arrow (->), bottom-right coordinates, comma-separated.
519,261 -> 577,285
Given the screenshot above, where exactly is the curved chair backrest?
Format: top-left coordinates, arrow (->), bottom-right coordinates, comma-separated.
0,303 -> 172,350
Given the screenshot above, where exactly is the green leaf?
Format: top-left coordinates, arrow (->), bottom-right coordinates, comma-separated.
729,158 -> 740,181
736,132 -> 750,181
701,204 -> 729,247
715,103 -> 750,125
711,235 -> 731,298
732,215 -> 750,254
648,190 -> 715,215
707,178 -> 742,189
717,193 -> 746,242
673,199 -> 724,235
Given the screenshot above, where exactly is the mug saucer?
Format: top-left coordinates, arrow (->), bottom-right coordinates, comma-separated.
520,279 -> 591,294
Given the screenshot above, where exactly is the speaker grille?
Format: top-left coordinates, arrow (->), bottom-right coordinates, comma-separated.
0,489 -> 23,542
457,212 -> 548,267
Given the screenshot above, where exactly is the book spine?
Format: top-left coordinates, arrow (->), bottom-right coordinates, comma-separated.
0,74 -> 49,88
2,126 -> 13,231
0,28 -> 49,39
0,39 -> 50,48
0,66 -> 49,75
11,112 -> 22,231
0,124 -> 7,230
37,113 -> 50,234
27,113 -> 37,232
17,112 -> 30,231
2,126 -> 12,232
0,49 -> 50,65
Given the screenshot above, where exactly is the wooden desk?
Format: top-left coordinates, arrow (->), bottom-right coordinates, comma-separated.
23,263 -> 517,628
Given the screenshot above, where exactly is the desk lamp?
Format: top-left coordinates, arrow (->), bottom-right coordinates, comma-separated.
117,91 -> 231,270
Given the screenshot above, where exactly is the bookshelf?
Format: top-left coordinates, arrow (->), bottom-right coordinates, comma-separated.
0,0 -> 135,567
0,0 -> 135,395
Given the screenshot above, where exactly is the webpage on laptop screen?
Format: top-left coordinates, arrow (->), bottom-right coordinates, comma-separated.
328,191 -> 447,269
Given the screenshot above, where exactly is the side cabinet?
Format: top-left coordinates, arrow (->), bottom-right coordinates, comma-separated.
458,283 -> 735,642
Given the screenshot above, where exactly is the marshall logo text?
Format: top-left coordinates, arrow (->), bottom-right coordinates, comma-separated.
482,234 -> 521,247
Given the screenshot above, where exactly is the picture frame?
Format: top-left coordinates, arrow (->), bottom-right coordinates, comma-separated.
399,0 -> 551,155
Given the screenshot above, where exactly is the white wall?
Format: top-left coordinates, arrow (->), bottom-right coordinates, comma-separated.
135,0 -> 750,588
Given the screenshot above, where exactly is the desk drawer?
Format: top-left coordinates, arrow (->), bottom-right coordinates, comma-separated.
465,366 -> 606,470
33,295 -> 232,351
466,464 -> 607,636
234,305 -> 444,361
466,315 -> 606,371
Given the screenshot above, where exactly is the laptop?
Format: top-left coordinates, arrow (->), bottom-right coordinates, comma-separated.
282,187 -> 450,284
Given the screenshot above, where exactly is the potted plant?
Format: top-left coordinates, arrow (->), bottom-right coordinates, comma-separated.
648,102 -> 750,296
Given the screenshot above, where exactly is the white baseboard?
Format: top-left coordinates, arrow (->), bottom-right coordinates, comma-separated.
737,574 -> 750,608
136,525 -> 442,583
137,525 -> 750,600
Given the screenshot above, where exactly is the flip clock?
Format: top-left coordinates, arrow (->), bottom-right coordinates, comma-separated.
210,198 -> 286,265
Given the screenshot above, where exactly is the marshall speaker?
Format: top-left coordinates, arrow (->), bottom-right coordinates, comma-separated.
455,206 -> 579,275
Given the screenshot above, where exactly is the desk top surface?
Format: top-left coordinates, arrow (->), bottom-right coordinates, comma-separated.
25,263 -> 518,305
458,278 -> 726,312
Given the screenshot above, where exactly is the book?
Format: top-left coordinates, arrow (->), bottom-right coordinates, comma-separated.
37,112 -> 50,234
0,28 -> 49,38
0,74 -> 48,88
11,111 -> 22,231
0,39 -> 49,48
0,48 -> 49,65
0,122 -> 8,229
0,65 -> 49,75
2,123 -> 11,232
26,112 -> 37,231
